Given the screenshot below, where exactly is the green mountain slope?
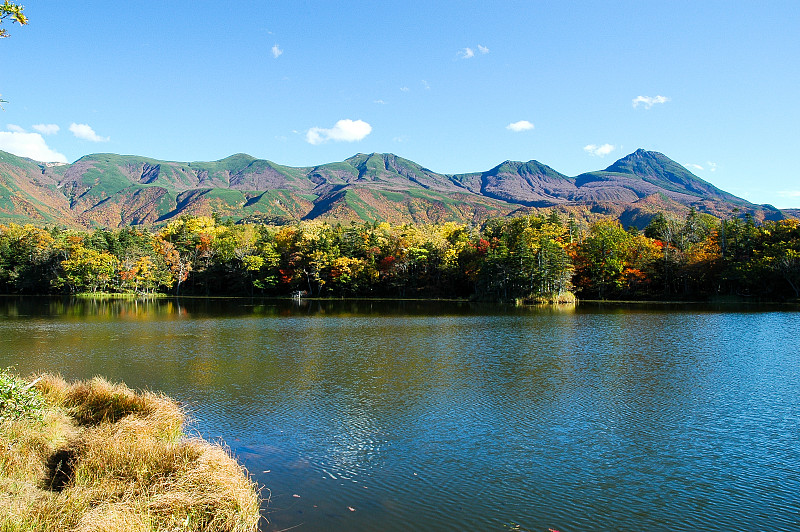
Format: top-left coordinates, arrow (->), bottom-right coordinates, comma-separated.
0,148 -> 789,228
451,160 -> 575,206
603,149 -> 747,203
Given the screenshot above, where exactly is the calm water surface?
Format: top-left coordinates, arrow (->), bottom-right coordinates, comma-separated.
1,297 -> 799,531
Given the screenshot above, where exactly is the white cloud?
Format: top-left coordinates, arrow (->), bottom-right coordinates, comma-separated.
779,190 -> 800,198
374,99 -> 387,105
271,44 -> 283,59
459,45 -> 488,59
685,161 -> 717,172
458,47 -> 475,59
6,124 -> 26,133
69,123 -> 109,142
33,124 -> 60,135
0,129 -> 68,163
400,86 -> 410,92
506,120 -> 534,132
306,119 -> 372,145
632,95 -> 670,109
421,79 -> 430,90
584,143 -> 616,157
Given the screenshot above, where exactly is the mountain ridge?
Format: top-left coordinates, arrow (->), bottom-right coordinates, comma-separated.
0,148 -> 789,228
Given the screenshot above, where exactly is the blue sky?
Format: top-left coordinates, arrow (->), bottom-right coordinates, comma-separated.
1,1 -> 798,207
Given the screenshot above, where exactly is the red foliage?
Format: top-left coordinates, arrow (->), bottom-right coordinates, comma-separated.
378,255 -> 396,270
278,268 -> 294,284
119,268 -> 137,282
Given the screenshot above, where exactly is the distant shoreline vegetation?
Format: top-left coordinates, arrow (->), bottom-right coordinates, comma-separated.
72,292 -> 169,300
0,209 -> 798,302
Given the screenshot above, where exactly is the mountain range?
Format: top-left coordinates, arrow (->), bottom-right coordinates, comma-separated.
0,148 -> 792,228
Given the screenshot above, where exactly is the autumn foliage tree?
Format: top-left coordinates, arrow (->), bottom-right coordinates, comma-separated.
0,1 -> 26,38
476,214 -> 573,301
0,209 -> 797,301
571,220 -> 632,299
0,224 -> 59,293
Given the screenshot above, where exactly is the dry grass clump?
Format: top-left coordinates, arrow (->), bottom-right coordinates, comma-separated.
0,374 -> 261,532
517,291 -> 578,305
0,407 -> 74,483
56,375 -> 183,429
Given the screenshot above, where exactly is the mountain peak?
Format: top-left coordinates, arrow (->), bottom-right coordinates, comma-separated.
604,149 -> 694,180
346,152 -> 401,161
488,159 -> 568,181
605,149 -> 673,172
603,149 -> 746,203
216,153 -> 257,164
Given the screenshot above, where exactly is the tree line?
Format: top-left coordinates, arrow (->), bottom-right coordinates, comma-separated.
0,210 -> 798,301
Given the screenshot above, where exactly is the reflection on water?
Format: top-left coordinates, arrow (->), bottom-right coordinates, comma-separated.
1,297 -> 799,531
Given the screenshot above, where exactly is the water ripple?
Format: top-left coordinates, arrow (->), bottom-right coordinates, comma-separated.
2,302 -> 800,531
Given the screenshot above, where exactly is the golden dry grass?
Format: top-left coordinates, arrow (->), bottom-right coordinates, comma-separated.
0,374 -> 261,532
517,291 -> 578,305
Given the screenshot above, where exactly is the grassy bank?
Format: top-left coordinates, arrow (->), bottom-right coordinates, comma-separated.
74,292 -> 169,300
0,371 -> 261,531
515,291 -> 578,305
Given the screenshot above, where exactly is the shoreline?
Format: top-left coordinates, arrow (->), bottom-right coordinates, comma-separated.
0,292 -> 797,307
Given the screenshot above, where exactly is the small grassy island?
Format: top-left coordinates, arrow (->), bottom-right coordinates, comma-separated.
0,370 -> 261,531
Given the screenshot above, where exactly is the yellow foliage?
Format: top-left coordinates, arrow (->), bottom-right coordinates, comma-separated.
241,255 -> 264,272
0,223 -> 55,256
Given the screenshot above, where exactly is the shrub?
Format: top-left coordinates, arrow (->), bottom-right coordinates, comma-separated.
0,370 -> 44,424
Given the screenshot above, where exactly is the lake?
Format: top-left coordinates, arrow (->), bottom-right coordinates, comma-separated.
1,297 -> 799,531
